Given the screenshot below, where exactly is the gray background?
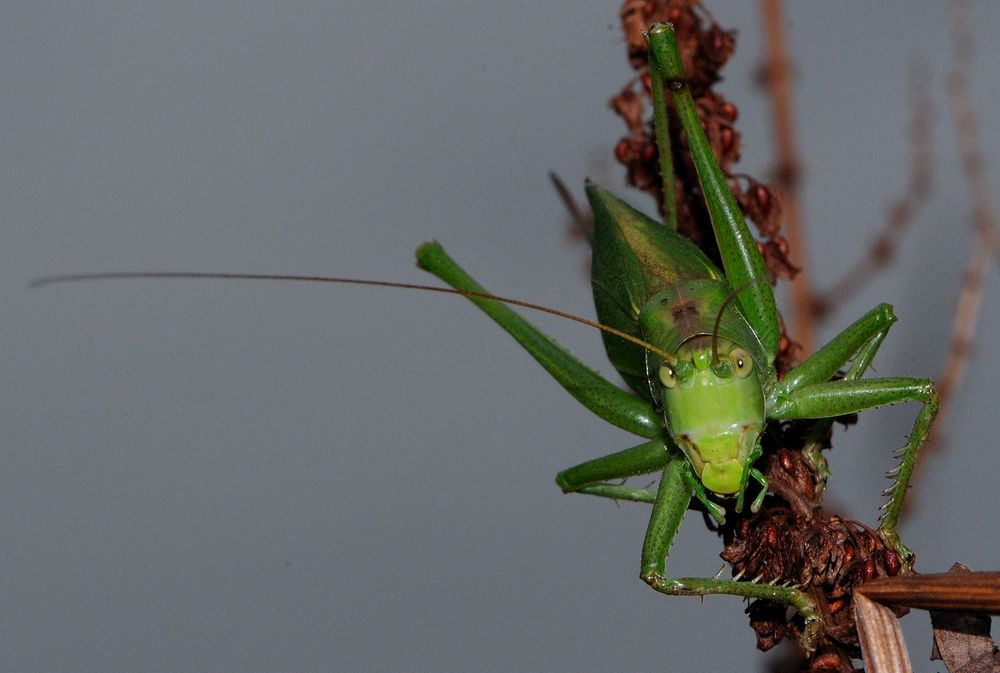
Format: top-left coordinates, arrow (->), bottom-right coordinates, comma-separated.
6,1 -> 1000,671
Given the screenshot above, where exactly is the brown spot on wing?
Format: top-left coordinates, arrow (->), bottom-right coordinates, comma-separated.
669,298 -> 701,335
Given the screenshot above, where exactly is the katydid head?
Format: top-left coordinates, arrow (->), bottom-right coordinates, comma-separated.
656,336 -> 764,496
633,278 -> 770,498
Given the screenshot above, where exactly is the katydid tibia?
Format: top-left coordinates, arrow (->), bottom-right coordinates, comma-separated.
33,23 -> 937,652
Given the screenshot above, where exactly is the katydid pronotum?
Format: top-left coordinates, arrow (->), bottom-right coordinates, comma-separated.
33,23 -> 937,651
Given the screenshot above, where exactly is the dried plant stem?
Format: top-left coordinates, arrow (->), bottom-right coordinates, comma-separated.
856,567 -> 1000,673
854,592 -> 913,673
759,0 -> 813,354
931,0 -> 998,437
859,571 -> 1000,613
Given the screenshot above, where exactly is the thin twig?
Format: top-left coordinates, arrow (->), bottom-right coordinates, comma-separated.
856,566 -> 1000,673
548,172 -> 594,243
759,0 -> 813,354
858,571 -> 1000,613
929,0 -> 998,440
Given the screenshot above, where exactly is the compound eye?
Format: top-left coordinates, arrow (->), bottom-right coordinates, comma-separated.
658,362 -> 678,389
731,348 -> 753,378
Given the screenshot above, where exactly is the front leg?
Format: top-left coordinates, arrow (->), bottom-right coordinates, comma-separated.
779,303 -> 895,392
555,438 -> 672,505
769,377 -> 938,569
640,458 -> 821,652
774,303 -> 896,505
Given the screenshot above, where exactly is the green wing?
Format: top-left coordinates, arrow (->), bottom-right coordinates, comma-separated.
587,182 -> 723,398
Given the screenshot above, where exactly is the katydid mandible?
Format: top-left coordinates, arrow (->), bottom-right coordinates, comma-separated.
33,23 -> 937,651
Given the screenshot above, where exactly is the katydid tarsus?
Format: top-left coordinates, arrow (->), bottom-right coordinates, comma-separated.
33,23 -> 937,652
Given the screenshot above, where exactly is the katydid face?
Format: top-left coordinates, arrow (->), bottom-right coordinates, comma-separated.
658,339 -> 764,495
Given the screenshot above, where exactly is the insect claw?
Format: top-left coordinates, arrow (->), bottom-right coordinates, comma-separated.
732,569 -> 746,582
751,573 -> 764,584
714,563 -> 727,580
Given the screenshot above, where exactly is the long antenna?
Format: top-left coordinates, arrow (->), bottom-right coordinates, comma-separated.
710,279 -> 762,365
32,271 -> 677,364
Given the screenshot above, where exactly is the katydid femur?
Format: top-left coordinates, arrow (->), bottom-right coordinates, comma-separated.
34,24 -> 936,651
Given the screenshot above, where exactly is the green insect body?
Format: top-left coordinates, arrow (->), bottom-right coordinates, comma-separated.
589,184 -> 769,501
416,24 -> 939,651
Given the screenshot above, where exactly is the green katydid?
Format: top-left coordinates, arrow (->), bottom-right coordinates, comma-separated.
417,24 -> 937,650
33,23 -> 937,651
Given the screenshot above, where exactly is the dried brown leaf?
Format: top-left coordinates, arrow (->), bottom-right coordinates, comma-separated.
930,610 -> 999,673
854,592 -> 913,673
928,564 -> 1000,673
